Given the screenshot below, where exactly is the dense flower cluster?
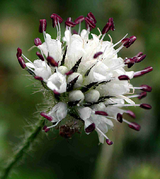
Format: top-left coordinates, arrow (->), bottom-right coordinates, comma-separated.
16,13 -> 152,145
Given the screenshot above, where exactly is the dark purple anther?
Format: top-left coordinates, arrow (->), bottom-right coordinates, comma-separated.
65,20 -> 76,27
51,13 -> 63,23
47,56 -> 58,67
117,113 -> 123,123
102,18 -> 115,34
129,36 -> 136,44
136,52 -> 143,57
87,12 -> 97,24
85,17 -> 96,29
126,110 -> 136,118
106,139 -> 113,145
74,15 -> 85,24
122,36 -> 136,48
140,85 -> 152,92
135,54 -> 146,63
43,126 -> 50,132
93,52 -> 103,59
39,19 -> 47,33
40,112 -> 52,121
50,13 -> 63,28
65,70 -> 73,76
53,89 -> 60,96
34,76 -> 43,81
16,48 -> 22,58
43,125 -> 47,130
85,123 -> 95,133
109,18 -> 115,31
36,52 -> 44,61
34,38 -> 42,46
138,92 -> 147,99
95,111 -> 108,116
140,103 -> 152,109
128,122 -> 141,131
124,58 -> 135,68
118,75 -> 130,80
18,57 -> 26,69
133,66 -> 153,78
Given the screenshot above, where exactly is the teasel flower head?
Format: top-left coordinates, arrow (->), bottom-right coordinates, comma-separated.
16,12 -> 152,145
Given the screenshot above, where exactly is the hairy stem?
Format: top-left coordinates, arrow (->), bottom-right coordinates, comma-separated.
1,118 -> 45,179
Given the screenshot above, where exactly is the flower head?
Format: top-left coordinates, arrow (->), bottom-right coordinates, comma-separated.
17,13 -> 152,145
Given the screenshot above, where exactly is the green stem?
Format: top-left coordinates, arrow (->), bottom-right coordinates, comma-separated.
1,118 -> 45,179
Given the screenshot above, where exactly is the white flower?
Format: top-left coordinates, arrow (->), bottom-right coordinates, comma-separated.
17,13 -> 153,145
47,69 -> 67,93
38,33 -> 62,63
26,60 -> 51,81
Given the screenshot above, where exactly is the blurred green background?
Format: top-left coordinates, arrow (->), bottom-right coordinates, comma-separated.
0,0 -> 160,178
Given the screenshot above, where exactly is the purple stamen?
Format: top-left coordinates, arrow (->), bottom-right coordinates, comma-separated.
53,89 -> 60,96
128,122 -> 141,131
43,125 -> 47,130
34,76 -> 43,81
106,139 -> 113,145
126,110 -> 136,118
129,36 -> 137,44
136,52 -> 143,57
36,52 -> 44,61
50,13 -> 63,28
133,66 -> 153,78
51,13 -> 63,23
65,70 -> 73,76
122,36 -> 136,48
34,38 -> 42,46
140,85 -> 152,92
40,112 -> 52,121
43,126 -> 50,132
102,18 -> 115,34
117,113 -> 123,123
46,56 -> 58,67
18,57 -> 26,69
135,54 -> 146,63
87,12 -> 97,24
39,19 -> 47,33
74,15 -> 85,24
93,52 -> 103,59
85,123 -> 95,133
65,20 -> 76,27
124,58 -> 135,68
118,75 -> 130,80
85,17 -> 96,29
138,92 -> 147,99
95,111 -> 108,116
16,48 -> 22,58
140,103 -> 152,109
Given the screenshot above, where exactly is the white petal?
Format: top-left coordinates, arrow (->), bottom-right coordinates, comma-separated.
78,107 -> 92,121
56,102 -> 68,121
47,70 -> 67,93
69,90 -> 84,102
85,90 -> 100,103
93,72 -> 107,81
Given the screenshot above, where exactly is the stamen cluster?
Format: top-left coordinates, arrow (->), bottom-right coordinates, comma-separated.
16,12 -> 152,145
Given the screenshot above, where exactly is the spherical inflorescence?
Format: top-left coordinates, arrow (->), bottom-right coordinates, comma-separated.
16,12 -> 152,145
